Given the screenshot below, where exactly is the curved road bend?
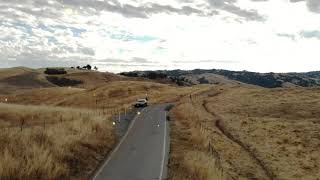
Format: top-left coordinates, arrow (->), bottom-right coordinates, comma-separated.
93,104 -> 170,180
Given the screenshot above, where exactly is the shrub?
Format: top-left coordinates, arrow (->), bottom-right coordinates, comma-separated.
44,68 -> 67,75
198,77 -> 209,84
46,76 -> 82,87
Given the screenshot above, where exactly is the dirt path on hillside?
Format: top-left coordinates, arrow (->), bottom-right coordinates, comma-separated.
199,88 -> 274,180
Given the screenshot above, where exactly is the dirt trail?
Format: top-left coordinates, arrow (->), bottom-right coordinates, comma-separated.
199,89 -> 274,180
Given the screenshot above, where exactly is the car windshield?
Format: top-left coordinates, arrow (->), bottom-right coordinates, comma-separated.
138,100 -> 145,102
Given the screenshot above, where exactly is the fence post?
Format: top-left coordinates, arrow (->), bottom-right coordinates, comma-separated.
20,117 -> 24,132
118,110 -> 121,122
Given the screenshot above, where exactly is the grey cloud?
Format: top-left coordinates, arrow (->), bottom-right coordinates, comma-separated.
306,0 -> 320,13
144,3 -> 206,16
130,57 -> 157,64
277,33 -> 296,40
201,60 -> 239,63
207,0 -> 266,21
172,60 -> 239,63
0,1 -> 64,19
290,0 -> 320,13
78,47 -> 95,56
52,46 -> 75,54
97,63 -> 160,68
300,30 -> 320,39
51,45 -> 95,56
59,0 -> 212,18
0,0 -> 266,21
100,59 -> 129,63
0,52 -> 91,69
95,58 -> 157,64
225,5 -> 265,21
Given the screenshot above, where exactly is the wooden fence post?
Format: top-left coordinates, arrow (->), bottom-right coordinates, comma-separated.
20,117 -> 24,132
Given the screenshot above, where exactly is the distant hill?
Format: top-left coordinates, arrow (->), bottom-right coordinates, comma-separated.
120,69 -> 320,88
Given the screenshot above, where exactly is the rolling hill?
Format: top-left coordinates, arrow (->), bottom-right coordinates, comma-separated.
1,67 -> 320,180
0,67 -> 194,180
0,67 -> 125,95
120,69 -> 320,88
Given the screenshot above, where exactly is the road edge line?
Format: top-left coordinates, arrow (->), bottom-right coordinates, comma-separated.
159,110 -> 167,180
92,108 -> 146,180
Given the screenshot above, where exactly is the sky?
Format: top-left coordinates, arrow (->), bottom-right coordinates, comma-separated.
0,0 -> 319,73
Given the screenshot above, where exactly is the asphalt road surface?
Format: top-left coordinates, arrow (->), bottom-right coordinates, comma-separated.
93,104 -> 170,180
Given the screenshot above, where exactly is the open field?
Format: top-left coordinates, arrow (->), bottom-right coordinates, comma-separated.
0,67 -> 195,180
2,67 -> 319,180
0,103 -> 115,180
1,81 -> 195,109
169,85 -> 320,180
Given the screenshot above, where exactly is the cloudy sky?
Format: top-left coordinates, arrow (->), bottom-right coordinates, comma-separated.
0,0 -> 319,73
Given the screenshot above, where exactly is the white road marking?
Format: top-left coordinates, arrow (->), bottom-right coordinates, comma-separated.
159,110 -> 167,180
92,108 -> 146,180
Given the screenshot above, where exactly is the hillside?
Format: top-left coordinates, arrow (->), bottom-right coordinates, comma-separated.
0,67 -> 55,94
0,67 -> 195,180
169,85 -> 320,180
49,70 -> 123,89
0,67 -> 127,95
183,73 -> 243,85
120,69 -> 320,88
1,67 -> 320,180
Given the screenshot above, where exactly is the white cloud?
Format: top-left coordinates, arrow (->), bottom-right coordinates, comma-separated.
0,0 -> 319,73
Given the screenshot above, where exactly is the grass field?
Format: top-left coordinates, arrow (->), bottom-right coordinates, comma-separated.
2,67 -> 319,180
0,103 -> 115,180
169,84 -> 320,180
0,68 -> 196,180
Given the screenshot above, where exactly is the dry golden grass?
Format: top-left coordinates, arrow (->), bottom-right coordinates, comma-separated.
0,67 -> 33,79
0,103 -> 115,180
0,71 -> 195,180
169,86 -> 227,180
0,103 -> 100,128
53,70 -> 123,89
0,87 -> 84,106
4,81 -> 194,109
204,85 -> 320,180
169,84 -> 320,180
0,67 -> 125,95
0,67 -> 54,94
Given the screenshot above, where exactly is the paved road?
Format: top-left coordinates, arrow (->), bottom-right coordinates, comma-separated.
93,104 -> 170,180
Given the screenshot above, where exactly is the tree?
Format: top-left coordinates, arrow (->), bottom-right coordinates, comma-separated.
86,64 -> 92,70
94,66 -> 98,71
82,64 -> 92,70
